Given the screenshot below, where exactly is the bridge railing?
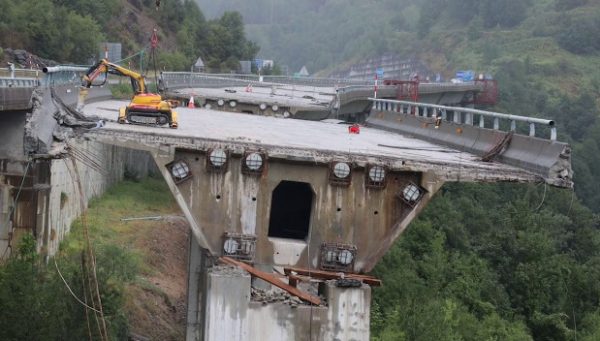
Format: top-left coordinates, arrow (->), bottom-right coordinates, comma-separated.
41,66 -> 89,87
160,72 -> 373,90
0,67 -> 41,79
260,75 -> 372,87
370,98 -> 557,141
161,72 -> 284,89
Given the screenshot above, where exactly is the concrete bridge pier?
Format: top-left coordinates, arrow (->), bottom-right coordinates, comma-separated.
145,144 -> 448,341
185,242 -> 374,341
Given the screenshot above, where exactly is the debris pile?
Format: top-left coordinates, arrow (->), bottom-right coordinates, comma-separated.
251,287 -> 305,306
3,48 -> 57,68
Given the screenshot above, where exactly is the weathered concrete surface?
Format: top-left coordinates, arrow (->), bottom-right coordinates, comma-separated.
203,266 -> 252,340
0,139 -> 156,260
19,84 -> 110,155
324,281 -> 371,341
186,239 -> 205,341
200,266 -> 370,341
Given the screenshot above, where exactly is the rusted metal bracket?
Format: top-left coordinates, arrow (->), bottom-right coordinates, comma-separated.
482,131 -> 513,162
219,257 -> 321,305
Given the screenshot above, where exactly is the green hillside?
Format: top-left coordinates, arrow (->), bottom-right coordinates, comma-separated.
0,0 -> 257,71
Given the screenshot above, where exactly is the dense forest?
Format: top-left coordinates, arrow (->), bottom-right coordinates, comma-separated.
195,0 -> 600,340
0,0 -> 258,71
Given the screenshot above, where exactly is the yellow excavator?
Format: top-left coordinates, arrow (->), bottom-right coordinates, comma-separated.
82,59 -> 178,128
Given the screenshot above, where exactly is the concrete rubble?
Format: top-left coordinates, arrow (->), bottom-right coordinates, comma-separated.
251,287 -> 305,306
24,88 -> 104,155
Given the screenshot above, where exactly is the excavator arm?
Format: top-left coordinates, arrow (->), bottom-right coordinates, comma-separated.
83,59 -> 147,94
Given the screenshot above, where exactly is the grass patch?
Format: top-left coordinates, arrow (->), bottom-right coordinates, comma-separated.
63,177 -> 178,270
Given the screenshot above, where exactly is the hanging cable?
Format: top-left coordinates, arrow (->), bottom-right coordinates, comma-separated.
566,188 -> 575,216
54,258 -> 103,314
63,157 -> 109,341
534,183 -> 547,211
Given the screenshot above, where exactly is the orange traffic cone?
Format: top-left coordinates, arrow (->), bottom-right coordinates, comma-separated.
188,95 -> 195,108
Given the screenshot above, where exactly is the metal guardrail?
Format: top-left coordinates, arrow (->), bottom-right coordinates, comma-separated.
261,75 -> 371,87
161,72 -> 286,89
370,98 -> 557,141
0,77 -> 39,88
175,73 -> 373,87
40,70 -> 86,87
160,72 -> 373,89
0,67 -> 41,79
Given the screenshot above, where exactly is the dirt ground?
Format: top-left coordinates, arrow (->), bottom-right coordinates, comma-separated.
124,215 -> 190,341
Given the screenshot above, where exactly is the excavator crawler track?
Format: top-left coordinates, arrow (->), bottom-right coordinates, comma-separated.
126,111 -> 170,126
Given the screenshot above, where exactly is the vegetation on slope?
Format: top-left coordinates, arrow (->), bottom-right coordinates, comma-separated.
372,183 -> 600,340
0,0 -> 258,71
0,177 -> 188,340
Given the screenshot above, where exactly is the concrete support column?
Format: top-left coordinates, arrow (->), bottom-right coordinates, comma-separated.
324,281 -> 371,340
186,238 -> 205,341
203,267 -> 251,340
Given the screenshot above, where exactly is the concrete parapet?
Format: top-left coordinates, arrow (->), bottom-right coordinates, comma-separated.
367,109 -> 572,188
0,86 -> 35,111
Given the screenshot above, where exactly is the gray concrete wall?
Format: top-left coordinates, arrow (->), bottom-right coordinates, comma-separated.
41,139 -> 155,256
0,86 -> 35,111
0,111 -> 28,165
0,81 -> 150,258
1,108 -> 155,259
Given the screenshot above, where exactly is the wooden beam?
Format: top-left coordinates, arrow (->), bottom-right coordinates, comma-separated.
283,266 -> 382,287
288,273 -> 303,288
219,257 -> 321,305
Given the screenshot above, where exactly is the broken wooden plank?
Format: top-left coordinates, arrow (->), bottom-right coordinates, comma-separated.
283,266 -> 382,287
219,257 -> 321,305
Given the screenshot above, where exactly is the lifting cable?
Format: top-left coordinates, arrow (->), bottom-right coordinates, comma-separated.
149,28 -> 160,92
